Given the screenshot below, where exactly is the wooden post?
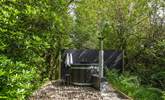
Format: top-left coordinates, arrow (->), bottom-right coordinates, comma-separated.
58,33 -> 62,80
59,50 -> 61,79
122,50 -> 125,73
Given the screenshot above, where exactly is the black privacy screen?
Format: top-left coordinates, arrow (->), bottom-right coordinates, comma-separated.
61,49 -> 123,79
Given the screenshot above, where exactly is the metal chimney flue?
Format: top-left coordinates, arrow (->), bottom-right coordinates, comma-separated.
98,36 -> 104,78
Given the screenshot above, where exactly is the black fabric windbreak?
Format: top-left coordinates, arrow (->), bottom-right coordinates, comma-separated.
61,49 -> 124,80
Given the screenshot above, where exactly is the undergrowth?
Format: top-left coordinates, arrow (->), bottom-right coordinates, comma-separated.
106,70 -> 164,100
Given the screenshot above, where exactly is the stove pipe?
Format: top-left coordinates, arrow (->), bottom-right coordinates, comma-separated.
98,37 -> 104,78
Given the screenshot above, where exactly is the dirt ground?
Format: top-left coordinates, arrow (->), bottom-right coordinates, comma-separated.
29,81 -> 130,100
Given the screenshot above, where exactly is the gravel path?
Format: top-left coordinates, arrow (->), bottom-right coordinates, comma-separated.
29,81 -> 130,100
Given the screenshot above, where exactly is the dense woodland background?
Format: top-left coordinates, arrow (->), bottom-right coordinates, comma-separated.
0,0 -> 164,99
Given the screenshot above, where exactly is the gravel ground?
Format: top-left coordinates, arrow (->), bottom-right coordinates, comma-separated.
29,81 -> 130,100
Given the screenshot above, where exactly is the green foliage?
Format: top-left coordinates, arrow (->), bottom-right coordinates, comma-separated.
0,55 -> 40,99
0,0 -> 73,80
107,70 -> 163,100
0,0 -> 73,98
162,91 -> 165,100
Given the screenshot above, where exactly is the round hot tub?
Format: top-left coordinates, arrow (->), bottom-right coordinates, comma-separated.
70,64 -> 98,86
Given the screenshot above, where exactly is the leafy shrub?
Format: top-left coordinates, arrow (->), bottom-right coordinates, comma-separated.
106,70 -> 163,100
162,91 -> 165,100
0,55 -> 40,99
